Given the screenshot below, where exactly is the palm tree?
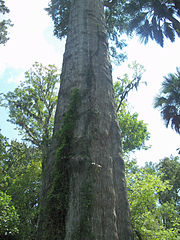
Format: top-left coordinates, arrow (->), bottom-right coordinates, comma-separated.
154,67 -> 180,134
37,0 -> 133,239
120,0 -> 180,47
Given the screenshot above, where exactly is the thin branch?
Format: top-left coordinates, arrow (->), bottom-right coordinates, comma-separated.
116,76 -> 141,112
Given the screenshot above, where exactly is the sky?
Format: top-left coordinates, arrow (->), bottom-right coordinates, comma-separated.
0,0 -> 179,166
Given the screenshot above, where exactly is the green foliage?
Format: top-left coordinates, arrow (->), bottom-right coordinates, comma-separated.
114,62 -> 150,154
105,0 -> 130,52
157,156 -> 180,209
44,88 -> 81,239
7,149 -> 41,240
0,131 -> 8,165
0,191 -> 19,239
109,40 -> 127,65
45,0 -> 71,39
154,67 -> 180,134
118,111 -> 150,153
158,201 -> 179,232
0,138 -> 42,240
2,62 -> 60,154
126,160 -> 179,240
0,0 -> 13,45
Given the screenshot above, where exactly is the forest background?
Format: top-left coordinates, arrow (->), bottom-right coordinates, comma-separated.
0,0 -> 179,239
0,0 -> 180,163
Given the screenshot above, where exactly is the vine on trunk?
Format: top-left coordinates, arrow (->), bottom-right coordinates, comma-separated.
43,88 -> 81,239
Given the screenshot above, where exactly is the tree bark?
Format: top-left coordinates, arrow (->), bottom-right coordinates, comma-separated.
37,0 -> 133,239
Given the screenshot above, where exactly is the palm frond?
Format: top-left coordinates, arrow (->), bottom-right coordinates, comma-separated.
161,105 -> 177,127
171,115 -> 180,133
154,96 -> 167,108
163,22 -> 175,42
152,24 -> 164,47
136,19 -> 152,44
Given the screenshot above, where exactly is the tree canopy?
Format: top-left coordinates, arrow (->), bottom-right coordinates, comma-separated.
0,133 -> 42,240
46,0 -> 180,47
114,62 -> 150,154
2,62 -> 60,158
126,158 -> 180,240
157,156 -> 180,210
0,190 -> 20,239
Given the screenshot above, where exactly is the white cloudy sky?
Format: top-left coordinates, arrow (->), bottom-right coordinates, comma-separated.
0,0 -> 179,165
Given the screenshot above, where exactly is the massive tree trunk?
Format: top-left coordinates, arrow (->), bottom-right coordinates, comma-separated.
37,0 -> 133,239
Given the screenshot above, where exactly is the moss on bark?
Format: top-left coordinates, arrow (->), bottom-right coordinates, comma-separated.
43,88 -> 81,240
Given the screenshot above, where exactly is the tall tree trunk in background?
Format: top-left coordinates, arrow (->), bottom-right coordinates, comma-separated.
37,0 -> 133,239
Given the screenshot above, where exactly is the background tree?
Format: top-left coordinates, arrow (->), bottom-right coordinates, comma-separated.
0,62 -> 59,239
117,111 -> 150,154
154,67 -> 180,134
0,191 -> 19,239
114,62 -> 150,154
0,135 -> 42,240
0,0 -> 12,45
157,156 -> 180,211
0,132 -> 19,239
6,142 -> 41,240
2,62 -> 60,159
142,158 -> 180,234
126,159 -> 179,240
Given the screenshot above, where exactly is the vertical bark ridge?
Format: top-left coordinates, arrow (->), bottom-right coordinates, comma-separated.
37,0 -> 133,239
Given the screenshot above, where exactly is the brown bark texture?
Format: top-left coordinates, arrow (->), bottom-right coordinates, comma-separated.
37,0 -> 133,239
